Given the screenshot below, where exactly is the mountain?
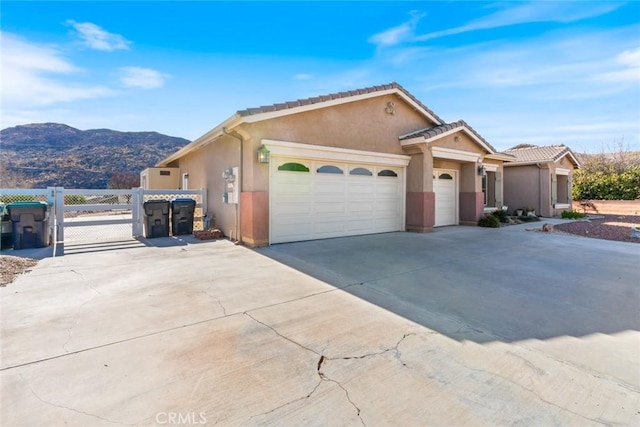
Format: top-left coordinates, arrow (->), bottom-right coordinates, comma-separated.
0,123 -> 190,189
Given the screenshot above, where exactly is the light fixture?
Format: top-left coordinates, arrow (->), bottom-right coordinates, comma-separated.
478,165 -> 487,176
257,145 -> 270,163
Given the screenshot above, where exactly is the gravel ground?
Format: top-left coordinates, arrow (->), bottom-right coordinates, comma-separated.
554,214 -> 640,243
0,256 -> 39,287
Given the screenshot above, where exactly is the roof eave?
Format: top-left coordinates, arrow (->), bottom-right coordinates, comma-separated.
241,87 -> 444,126
156,114 -> 242,166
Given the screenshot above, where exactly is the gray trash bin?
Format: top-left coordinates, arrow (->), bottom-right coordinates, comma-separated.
0,203 -> 12,249
143,200 -> 170,238
7,201 -> 50,249
170,198 -> 196,236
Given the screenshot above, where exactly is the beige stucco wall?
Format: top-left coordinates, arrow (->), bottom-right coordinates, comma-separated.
168,135 -> 242,238
140,168 -> 180,190
240,94 -> 436,192
504,155 -> 578,217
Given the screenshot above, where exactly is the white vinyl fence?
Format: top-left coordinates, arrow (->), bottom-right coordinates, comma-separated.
1,187 -> 206,251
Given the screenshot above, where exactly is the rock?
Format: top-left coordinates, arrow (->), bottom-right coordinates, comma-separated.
542,223 -> 554,232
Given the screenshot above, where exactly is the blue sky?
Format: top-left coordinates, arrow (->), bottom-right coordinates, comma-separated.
1,1 -> 639,153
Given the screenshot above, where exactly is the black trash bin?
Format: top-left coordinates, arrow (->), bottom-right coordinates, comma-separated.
7,201 -> 50,249
143,200 -> 170,238
170,198 -> 196,236
0,203 -> 12,249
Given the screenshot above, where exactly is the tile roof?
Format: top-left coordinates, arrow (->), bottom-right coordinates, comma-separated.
504,144 -> 580,166
399,120 -> 498,153
236,81 -> 445,124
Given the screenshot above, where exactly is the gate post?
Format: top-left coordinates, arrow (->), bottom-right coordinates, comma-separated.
54,187 -> 65,243
131,187 -> 142,237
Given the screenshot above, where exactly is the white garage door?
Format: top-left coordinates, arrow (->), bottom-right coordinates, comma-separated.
434,169 -> 457,227
270,159 -> 405,244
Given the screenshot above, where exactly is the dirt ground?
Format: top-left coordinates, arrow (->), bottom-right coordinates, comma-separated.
0,255 -> 38,286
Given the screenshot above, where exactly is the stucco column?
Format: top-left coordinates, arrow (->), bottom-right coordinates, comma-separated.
459,163 -> 483,224
405,147 -> 435,232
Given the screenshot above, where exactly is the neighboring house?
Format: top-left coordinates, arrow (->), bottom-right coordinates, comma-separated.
503,144 -> 581,217
140,167 -> 180,189
156,82 -> 514,246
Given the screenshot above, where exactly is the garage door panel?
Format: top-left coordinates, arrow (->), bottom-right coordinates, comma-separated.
271,157 -> 405,243
434,170 -> 457,227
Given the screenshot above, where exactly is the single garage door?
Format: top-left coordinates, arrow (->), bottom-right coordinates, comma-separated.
270,158 -> 405,244
434,169 -> 457,226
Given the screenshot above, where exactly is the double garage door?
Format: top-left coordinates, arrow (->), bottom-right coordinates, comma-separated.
270,158 -> 405,244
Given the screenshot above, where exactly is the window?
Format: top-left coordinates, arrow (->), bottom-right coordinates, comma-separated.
350,167 -> 372,176
278,162 -> 310,172
378,169 -> 398,177
438,173 -> 453,180
316,165 -> 343,174
482,171 -> 496,207
160,170 -> 171,176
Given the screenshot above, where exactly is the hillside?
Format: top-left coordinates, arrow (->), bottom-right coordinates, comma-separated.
0,123 -> 189,189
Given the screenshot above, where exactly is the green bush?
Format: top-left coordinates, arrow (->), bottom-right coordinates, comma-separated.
561,210 -> 586,219
478,214 -> 500,228
491,209 -> 508,223
572,166 -> 640,200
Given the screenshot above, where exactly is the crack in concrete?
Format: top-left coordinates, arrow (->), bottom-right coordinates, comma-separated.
202,279 -> 228,317
18,370 -> 135,426
245,312 -> 417,426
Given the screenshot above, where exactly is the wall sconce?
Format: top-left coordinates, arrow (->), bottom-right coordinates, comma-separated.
257,145 -> 270,163
478,165 -> 487,176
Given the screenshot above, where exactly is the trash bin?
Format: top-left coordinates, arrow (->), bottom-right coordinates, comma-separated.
7,201 -> 50,249
0,203 -> 12,249
143,200 -> 170,238
171,198 -> 196,236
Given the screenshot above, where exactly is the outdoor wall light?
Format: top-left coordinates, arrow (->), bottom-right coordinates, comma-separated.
257,145 -> 270,163
478,165 -> 487,176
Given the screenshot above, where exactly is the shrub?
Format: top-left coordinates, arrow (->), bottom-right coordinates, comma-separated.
561,210 -> 586,219
491,209 -> 508,223
478,214 -> 500,228
572,166 -> 640,200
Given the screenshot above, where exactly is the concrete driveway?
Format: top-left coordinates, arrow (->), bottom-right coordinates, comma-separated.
1,223 -> 639,426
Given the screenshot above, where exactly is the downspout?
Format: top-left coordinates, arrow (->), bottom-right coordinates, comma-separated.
223,127 -> 243,245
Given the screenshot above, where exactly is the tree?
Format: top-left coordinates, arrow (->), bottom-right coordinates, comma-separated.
108,172 -> 140,189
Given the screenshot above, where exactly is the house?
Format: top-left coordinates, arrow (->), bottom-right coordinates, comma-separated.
503,144 -> 581,217
156,82 -> 514,246
140,167 -> 180,189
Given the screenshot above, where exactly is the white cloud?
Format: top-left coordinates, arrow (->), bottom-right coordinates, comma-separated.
0,32 -> 114,110
415,2 -> 623,42
294,73 -> 313,80
369,11 -> 425,47
119,67 -> 169,89
594,47 -> 640,83
66,20 -> 131,51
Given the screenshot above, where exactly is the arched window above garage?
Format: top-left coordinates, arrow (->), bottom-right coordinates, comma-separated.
439,173 -> 453,180
278,162 -> 310,172
317,165 -> 344,174
378,169 -> 398,177
350,167 -> 373,176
